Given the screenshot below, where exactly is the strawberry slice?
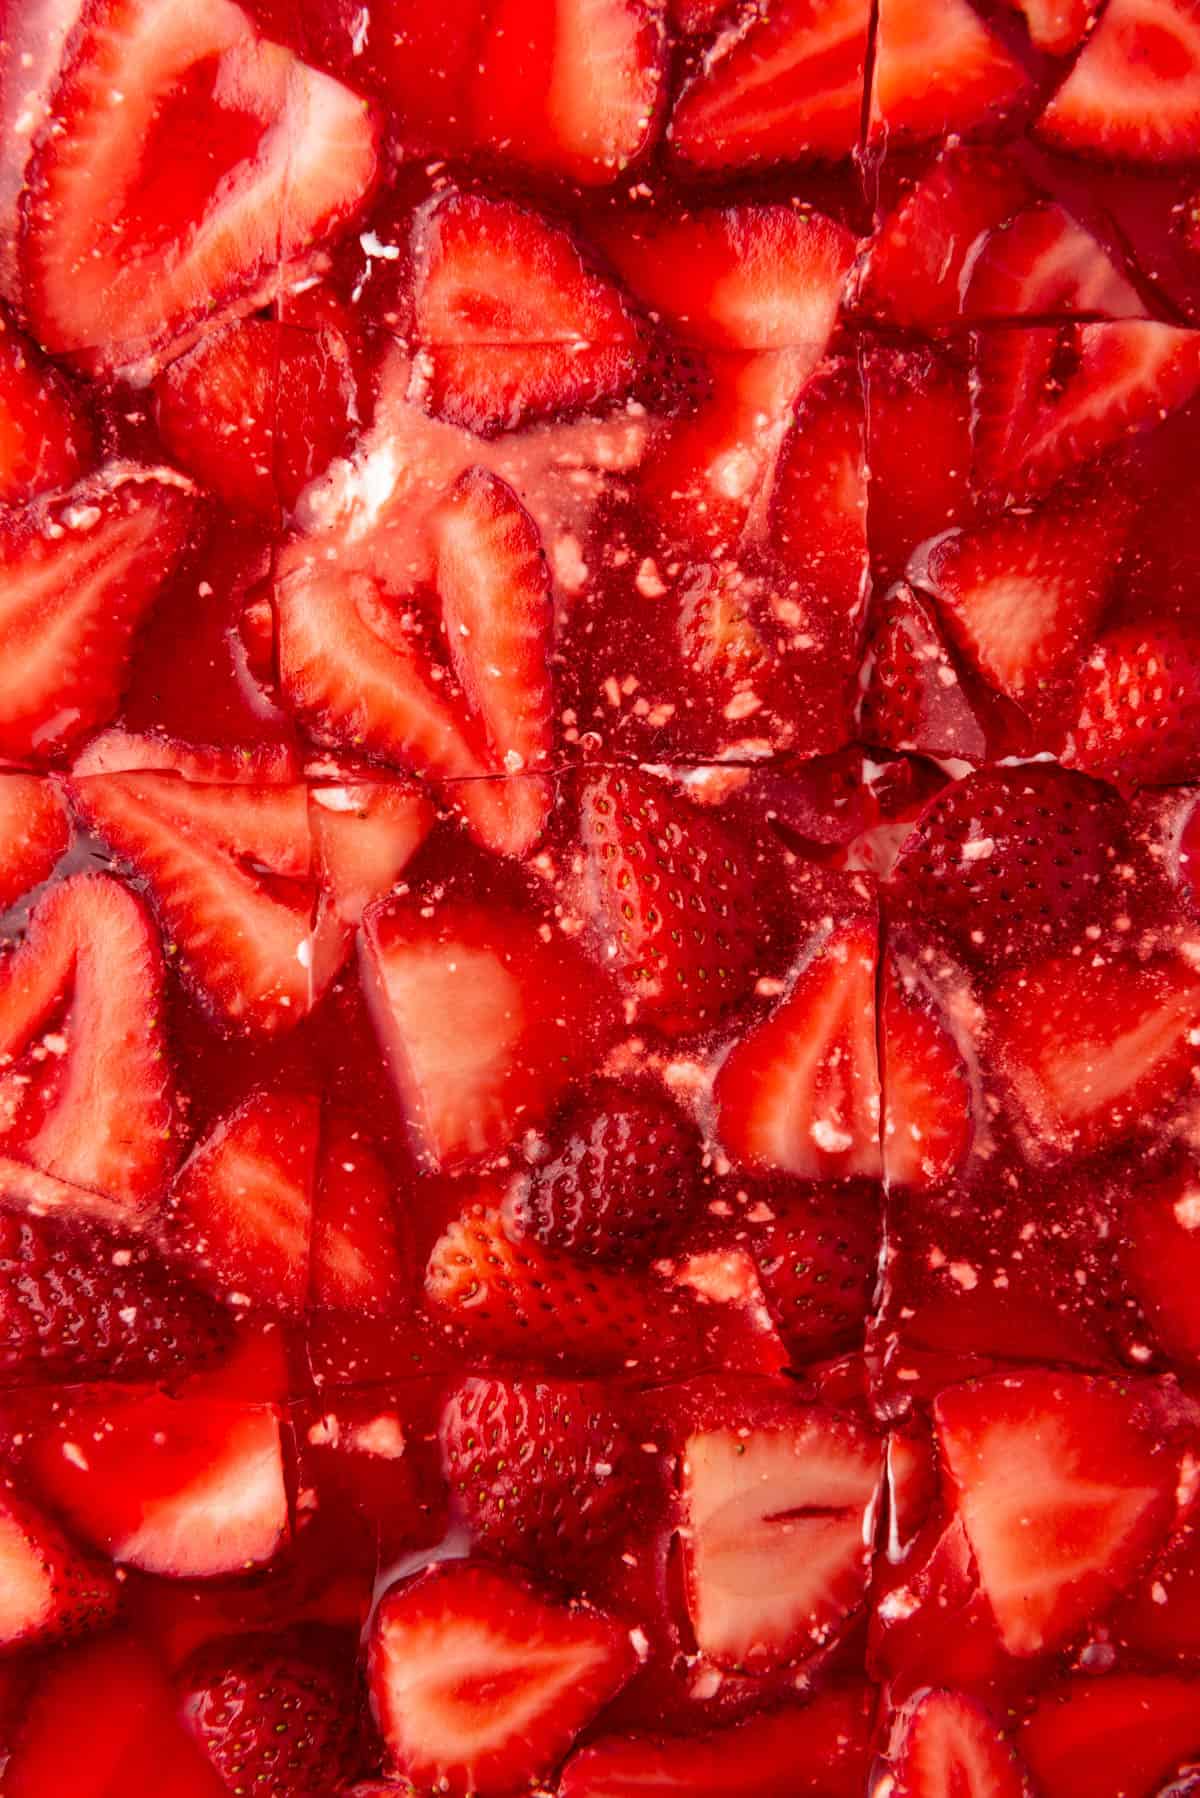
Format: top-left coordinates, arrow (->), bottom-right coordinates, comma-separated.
1020,1673 -> 1200,1798
73,727 -> 296,784
440,1375 -> 640,1574
0,0 -> 87,302
0,1482 -> 116,1651
309,1114 -> 408,1317
473,0 -> 665,184
577,768 -> 762,1038
21,0 -> 378,374
715,921 -> 882,1180
361,891 -> 614,1171
0,1208 -> 231,1384
0,873 -> 173,1219
6,1386 -> 290,1578
914,485 -> 1128,716
0,467 -> 194,764
935,1371 -> 1176,1656
992,949 -> 1200,1154
1120,1169 -> 1200,1366
863,344 -> 974,587
748,1185 -> 881,1360
0,775 -> 68,912
668,0 -> 872,171
882,957 -> 973,1191
870,0 -> 1032,142
0,312 -> 92,504
180,1632 -> 360,1797
886,1689 -> 1034,1798
165,1087 -> 320,1316
559,1685 -> 875,1796
308,776 -> 434,993
859,585 -> 992,762
368,1561 -> 638,1796
1007,0 -> 1098,53
154,316 -> 356,516
965,203 -> 1144,318
680,1402 -> 882,1669
411,192 -> 643,433
1037,0 -> 1200,163
70,770 -> 315,1033
1066,623 -> 1200,786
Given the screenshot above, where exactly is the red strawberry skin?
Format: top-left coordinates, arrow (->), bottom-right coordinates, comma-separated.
1067,624 -> 1200,786
747,1184 -> 881,1361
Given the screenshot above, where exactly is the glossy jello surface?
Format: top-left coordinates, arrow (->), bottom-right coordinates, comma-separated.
3,1 -> 1200,1794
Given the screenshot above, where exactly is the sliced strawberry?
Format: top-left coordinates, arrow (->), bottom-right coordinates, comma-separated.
154,316 -> 356,516
473,0 -> 665,184
309,1114 -> 408,1317
179,1632 -> 360,1797
668,0 -> 872,171
715,921 -> 881,1180
973,320 -> 1200,497
915,485 -> 1128,715
166,1087 -> 319,1316
22,0 -> 378,374
887,1688 -> 1034,1798
870,0 -> 1032,142
863,343 -> 974,588
0,311 -> 92,503
309,776 -> 434,992
599,203 -> 855,350
7,1387 -> 290,1578
992,949 -> 1200,1154
361,891 -> 614,1171
73,727 -> 296,784
935,1371 -> 1176,1656
859,585 -> 992,762
0,775 -> 67,911
1037,0 -> 1200,163
0,0 -> 87,302
0,467 -> 195,764
882,957 -> 973,1191
431,466 -> 553,800
0,1481 -> 116,1651
559,1685 -> 875,1797
506,1083 -> 703,1263
440,1375 -> 639,1573
681,1402 -> 882,1670
1020,1673 -> 1200,1798
856,148 -> 1032,328
1007,0 -> 1098,53
1065,622 -> 1200,786
1120,1169 -> 1200,1366
965,202 -> 1144,318
369,1561 -> 637,1796
70,770 -> 315,1033
411,192 -> 643,433
0,873 -> 173,1218
0,1208 -> 231,1384
748,1185 -> 881,1359
577,767 -> 762,1038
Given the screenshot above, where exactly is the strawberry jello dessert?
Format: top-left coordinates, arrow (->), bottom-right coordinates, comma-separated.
3,1 -> 1200,1794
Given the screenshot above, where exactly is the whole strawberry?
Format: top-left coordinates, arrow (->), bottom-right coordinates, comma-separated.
749,1185 -> 882,1360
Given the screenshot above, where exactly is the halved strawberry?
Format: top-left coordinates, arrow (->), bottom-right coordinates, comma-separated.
715,921 -> 882,1180
1120,1168 -> 1200,1366
577,768 -> 762,1038
6,1387 -> 290,1578
21,0 -> 378,374
440,1375 -> 639,1573
748,1185 -> 881,1360
473,0 -> 665,184
309,1114 -> 408,1317
361,890 -> 614,1171
308,776 -> 434,993
154,316 -> 356,516
0,467 -> 195,764
70,770 -> 315,1033
668,0 -> 872,171
992,949 -> 1200,1154
0,0 -> 86,302
0,1208 -> 231,1384
411,192 -> 643,433
1020,1673 -> 1200,1798
859,585 -> 992,762
1007,0 -> 1098,53
368,1561 -> 637,1796
882,956 -> 973,1191
870,0 -> 1032,142
165,1087 -> 319,1316
0,873 -> 173,1219
863,344 -> 974,588
914,485 -> 1128,717
0,775 -> 68,911
73,727 -> 296,784
1037,0 -> 1200,163
886,1689 -> 1034,1798
935,1371 -> 1176,1655
0,1481 -> 116,1651
680,1400 -> 882,1669
965,203 -> 1144,318
0,310 -> 92,503
1065,622 -> 1200,786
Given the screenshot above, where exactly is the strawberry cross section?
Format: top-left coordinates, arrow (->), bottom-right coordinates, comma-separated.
4,2 -> 1200,1796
